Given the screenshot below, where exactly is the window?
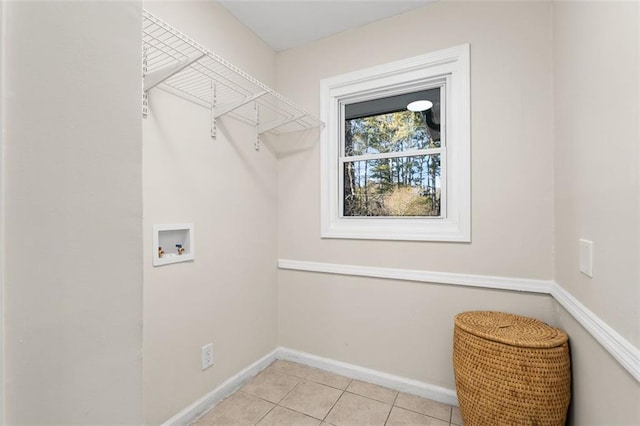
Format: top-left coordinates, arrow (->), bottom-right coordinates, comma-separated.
320,44 -> 470,242
343,88 -> 444,218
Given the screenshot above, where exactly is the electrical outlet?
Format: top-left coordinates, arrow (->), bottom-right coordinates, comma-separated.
201,343 -> 214,370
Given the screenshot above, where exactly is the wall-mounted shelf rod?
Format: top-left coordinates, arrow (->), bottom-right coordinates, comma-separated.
142,10 -> 325,137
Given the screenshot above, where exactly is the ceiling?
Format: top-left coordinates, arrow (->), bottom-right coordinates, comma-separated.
218,1 -> 436,51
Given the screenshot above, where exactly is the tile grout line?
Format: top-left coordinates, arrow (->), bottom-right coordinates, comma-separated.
274,374 -> 304,405
320,379 -> 351,424
303,369 -> 354,392
274,363 -> 358,424
376,389 -> 456,424
305,374 -> 354,392
383,392 -> 400,426
269,361 -> 311,409
391,391 -> 455,424
394,405 -> 452,424
342,390 -> 396,407
239,362 -> 308,425
252,398 -> 276,426
320,388 -> 346,423
273,362 -> 341,424
235,390 -> 279,422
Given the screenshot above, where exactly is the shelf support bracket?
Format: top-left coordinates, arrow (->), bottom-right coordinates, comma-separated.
211,83 -> 217,139
215,91 -> 268,118
255,104 -> 260,151
258,114 -> 306,135
143,53 -> 205,92
142,46 -> 149,118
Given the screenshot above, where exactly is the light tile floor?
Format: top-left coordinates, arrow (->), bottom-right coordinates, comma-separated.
193,360 -> 463,426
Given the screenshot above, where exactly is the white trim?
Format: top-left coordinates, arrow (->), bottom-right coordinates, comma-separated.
277,347 -> 458,406
278,259 -> 640,383
278,259 -> 553,294
549,282 -> 640,382
162,348 -> 279,426
320,44 -> 470,242
342,148 -> 443,163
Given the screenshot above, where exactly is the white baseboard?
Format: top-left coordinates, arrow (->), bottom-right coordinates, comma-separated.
163,346 -> 458,425
162,348 -> 279,426
277,347 -> 458,406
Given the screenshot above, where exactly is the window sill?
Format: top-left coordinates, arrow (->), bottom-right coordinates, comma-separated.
321,217 -> 470,242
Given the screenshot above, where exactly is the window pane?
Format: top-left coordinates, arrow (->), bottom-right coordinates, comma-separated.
344,88 -> 441,156
343,154 -> 441,217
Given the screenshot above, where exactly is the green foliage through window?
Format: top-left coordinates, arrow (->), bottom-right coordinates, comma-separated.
343,109 -> 442,217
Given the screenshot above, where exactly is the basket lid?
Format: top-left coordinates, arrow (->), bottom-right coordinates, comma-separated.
454,311 -> 568,348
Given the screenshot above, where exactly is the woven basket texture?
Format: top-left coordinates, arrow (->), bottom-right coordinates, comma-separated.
453,311 -> 571,426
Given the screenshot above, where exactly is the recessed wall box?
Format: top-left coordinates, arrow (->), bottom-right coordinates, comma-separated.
153,223 -> 194,266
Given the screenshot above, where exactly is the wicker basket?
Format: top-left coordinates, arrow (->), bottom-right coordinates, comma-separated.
453,311 -> 571,426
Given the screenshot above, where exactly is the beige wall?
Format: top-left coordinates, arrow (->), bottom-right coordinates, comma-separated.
277,1 -> 554,278
279,271 -> 555,389
0,2 -> 5,421
2,1 -> 637,424
553,0 -> 639,349
276,0 -> 556,391
555,304 -> 639,425
553,2 -> 640,424
3,2 -> 143,424
142,2 -> 280,424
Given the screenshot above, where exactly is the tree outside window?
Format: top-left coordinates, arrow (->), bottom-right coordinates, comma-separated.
342,90 -> 443,217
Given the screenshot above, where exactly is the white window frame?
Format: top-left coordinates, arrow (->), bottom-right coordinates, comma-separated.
320,44 -> 470,242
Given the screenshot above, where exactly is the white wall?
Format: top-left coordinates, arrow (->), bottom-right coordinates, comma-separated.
276,1 -> 556,390
3,2 -> 143,424
553,2 -> 640,424
142,2 -> 280,424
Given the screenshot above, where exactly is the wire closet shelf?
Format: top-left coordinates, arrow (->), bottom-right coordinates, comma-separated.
142,10 -> 324,137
